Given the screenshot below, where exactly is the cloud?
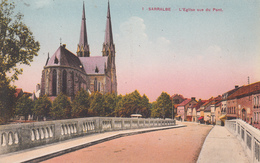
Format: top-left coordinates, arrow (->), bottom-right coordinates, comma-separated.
35,0 -> 52,9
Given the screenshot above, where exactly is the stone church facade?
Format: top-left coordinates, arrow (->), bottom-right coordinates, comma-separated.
40,2 -> 117,100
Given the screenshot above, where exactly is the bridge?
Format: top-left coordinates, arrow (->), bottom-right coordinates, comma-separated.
0,118 -> 259,162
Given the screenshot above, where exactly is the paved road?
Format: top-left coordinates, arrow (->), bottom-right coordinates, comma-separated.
43,123 -> 212,163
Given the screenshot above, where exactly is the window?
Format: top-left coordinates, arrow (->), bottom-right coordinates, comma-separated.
71,72 -> 74,96
62,70 -> 67,94
94,78 -> 97,92
52,69 -> 57,96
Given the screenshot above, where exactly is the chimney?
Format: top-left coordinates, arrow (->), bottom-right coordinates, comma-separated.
235,85 -> 239,89
191,97 -> 196,101
62,44 -> 66,48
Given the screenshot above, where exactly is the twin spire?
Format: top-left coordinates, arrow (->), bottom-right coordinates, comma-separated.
77,1 -> 114,57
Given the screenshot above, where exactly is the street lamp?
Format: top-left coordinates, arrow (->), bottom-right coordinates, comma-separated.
172,98 -> 174,120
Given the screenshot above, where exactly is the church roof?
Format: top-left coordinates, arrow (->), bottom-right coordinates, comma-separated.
79,56 -> 108,75
46,45 -> 83,71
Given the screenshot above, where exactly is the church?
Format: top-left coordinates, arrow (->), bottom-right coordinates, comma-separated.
40,2 -> 117,100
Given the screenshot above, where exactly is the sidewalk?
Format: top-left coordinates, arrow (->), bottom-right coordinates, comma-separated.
0,125 -> 185,163
197,125 -> 249,163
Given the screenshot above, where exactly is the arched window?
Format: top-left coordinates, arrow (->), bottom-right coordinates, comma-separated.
98,82 -> 101,92
62,70 -> 67,94
94,78 -> 97,92
71,72 -> 74,96
52,69 -> 57,96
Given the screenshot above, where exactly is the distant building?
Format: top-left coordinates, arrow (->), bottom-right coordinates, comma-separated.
177,97 -> 197,121
40,2 -> 117,100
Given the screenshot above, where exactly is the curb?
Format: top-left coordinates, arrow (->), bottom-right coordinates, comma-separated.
196,125 -> 214,163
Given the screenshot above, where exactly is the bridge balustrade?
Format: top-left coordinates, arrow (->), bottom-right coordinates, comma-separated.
226,119 -> 260,163
0,117 -> 175,155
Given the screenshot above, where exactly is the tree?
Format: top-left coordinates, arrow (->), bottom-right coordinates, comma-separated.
103,93 -> 117,117
0,78 -> 16,124
89,92 -> 104,116
151,92 -> 172,119
0,0 -> 40,123
15,95 -> 33,121
0,0 -> 40,81
33,95 -> 52,121
50,93 -> 71,119
116,90 -> 145,117
71,89 -> 90,118
140,94 -> 151,118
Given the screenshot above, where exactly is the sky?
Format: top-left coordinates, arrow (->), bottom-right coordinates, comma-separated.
12,0 -> 260,102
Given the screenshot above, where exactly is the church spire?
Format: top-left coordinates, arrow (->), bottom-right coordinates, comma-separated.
77,2 -> 90,57
103,1 -> 114,56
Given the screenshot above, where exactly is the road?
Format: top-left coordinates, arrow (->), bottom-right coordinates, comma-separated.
42,122 -> 212,163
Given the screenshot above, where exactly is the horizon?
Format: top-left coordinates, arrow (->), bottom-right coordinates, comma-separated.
12,0 -> 260,102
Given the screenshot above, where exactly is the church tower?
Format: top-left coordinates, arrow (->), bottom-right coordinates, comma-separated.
77,2 -> 90,57
102,1 -> 117,94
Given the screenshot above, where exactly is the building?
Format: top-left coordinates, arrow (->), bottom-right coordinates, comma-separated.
191,99 -> 206,122
40,2 -> 117,100
177,97 -> 197,121
210,96 -> 221,124
227,81 -> 260,125
219,85 -> 241,125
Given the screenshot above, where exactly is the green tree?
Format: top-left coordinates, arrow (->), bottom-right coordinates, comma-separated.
151,92 -> 172,119
114,94 -> 123,117
140,94 -> 151,118
103,93 -> 117,117
0,0 -> 40,81
0,78 -> 16,124
33,95 -> 52,121
116,90 -> 146,117
71,89 -> 90,118
89,92 -> 104,116
0,0 -> 40,123
15,95 -> 33,121
50,93 -> 71,119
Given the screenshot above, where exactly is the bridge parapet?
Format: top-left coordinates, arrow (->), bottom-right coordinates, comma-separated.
226,119 -> 260,163
0,117 -> 175,155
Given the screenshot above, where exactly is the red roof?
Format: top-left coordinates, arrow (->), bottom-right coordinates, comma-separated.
228,81 -> 260,100
15,88 -> 23,98
178,99 -> 191,106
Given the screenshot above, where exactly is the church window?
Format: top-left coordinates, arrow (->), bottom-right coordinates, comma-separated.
94,78 -> 97,92
71,72 -> 74,96
98,82 -> 100,92
52,69 -> 57,96
62,70 -> 67,94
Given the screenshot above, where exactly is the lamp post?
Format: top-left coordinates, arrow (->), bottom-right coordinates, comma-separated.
172,98 -> 174,120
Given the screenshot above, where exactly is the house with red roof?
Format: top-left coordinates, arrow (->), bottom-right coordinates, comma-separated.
191,99 -> 207,122
177,97 -> 197,121
210,95 -> 222,124
227,81 -> 260,126
219,85 -> 242,125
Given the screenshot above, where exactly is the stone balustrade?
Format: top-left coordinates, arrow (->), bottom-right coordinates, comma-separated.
0,117 -> 175,155
225,119 -> 260,163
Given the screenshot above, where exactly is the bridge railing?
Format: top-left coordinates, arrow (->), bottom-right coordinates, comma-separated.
225,119 -> 260,163
0,117 -> 175,155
